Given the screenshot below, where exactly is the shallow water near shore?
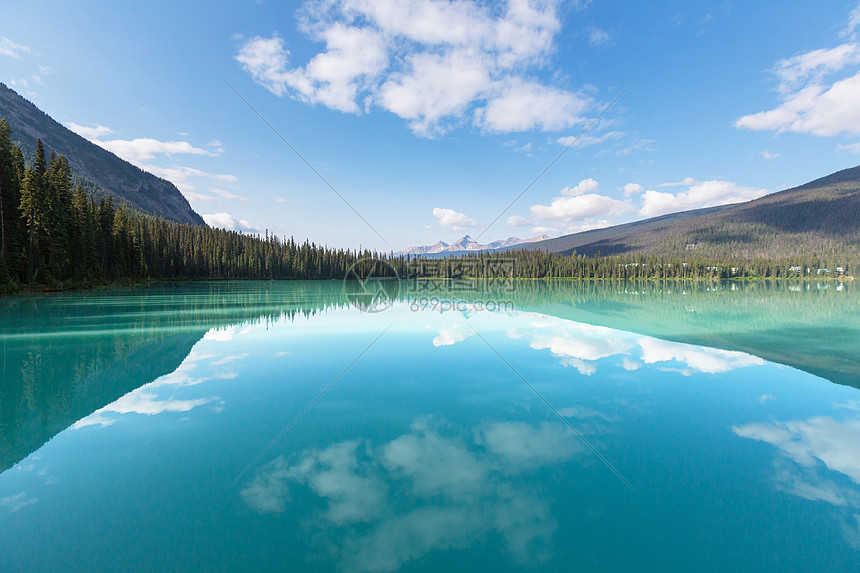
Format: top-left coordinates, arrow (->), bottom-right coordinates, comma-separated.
1,279 -> 859,572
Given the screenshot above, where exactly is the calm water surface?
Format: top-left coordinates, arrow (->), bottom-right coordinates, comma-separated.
1,280 -> 859,572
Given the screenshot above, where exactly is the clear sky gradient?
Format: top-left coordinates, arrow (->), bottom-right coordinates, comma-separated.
3,1 -> 860,251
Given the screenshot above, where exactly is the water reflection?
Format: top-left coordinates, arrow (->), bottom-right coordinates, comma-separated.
1,280 -> 859,571
240,416 -> 590,571
507,312 -> 766,376
734,411 -> 860,549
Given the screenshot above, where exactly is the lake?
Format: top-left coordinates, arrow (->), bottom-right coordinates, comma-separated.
1,279 -> 859,572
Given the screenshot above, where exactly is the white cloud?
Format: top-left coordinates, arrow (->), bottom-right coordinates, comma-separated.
95,138 -> 215,163
736,6 -> 860,140
530,192 -> 633,222
67,122 -> 115,140
235,35 -> 293,97
658,177 -> 697,187
203,212 -> 264,233
237,1 -> 594,136
839,142 -> 860,153
760,150 -> 780,159
67,123 -> 235,195
506,215 -> 530,227
477,78 -> 589,133
622,183 -> 643,196
773,44 -> 860,93
588,26 -> 612,46
736,72 -> 860,137
432,207 -> 478,229
0,36 -> 31,59
561,178 -> 599,196
638,178 -> 768,218
514,142 -> 532,154
380,49 -> 490,135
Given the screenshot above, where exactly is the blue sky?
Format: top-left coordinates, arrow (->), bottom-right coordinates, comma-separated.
2,1 -> 860,251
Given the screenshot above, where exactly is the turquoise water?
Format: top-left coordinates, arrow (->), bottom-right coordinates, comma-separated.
1,280 -> 859,571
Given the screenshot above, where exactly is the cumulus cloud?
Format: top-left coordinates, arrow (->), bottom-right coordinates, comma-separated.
236,0 -> 594,136
736,6 -> 860,140
432,207 -> 478,229
203,212 -> 264,233
0,36 -> 31,59
638,178 -> 768,218
530,189 -> 633,222
561,178 -> 599,196
476,78 -> 589,133
622,183 -> 643,196
736,73 -> 860,137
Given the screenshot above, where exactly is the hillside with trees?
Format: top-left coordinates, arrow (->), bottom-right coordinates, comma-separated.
0,83 -> 203,225
514,167 -> 860,265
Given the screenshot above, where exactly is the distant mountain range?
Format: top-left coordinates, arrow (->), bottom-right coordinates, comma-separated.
510,166 -> 860,263
0,83 -> 204,225
401,234 -> 549,256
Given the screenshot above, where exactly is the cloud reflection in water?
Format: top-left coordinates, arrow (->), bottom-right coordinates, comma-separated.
239,416 -> 597,571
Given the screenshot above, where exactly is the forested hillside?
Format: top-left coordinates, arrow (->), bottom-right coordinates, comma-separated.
0,83 -> 203,225
516,166 -> 860,263
0,122 -> 390,289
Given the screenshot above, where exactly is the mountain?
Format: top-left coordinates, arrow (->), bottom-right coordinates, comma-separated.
401,234 -> 549,256
0,83 -> 204,225
513,166 -> 860,262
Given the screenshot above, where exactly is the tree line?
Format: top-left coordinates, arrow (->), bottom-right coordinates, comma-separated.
0,120 -> 853,292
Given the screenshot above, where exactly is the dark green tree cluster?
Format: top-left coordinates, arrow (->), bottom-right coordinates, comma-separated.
410,249 -> 854,281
